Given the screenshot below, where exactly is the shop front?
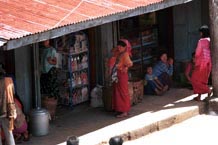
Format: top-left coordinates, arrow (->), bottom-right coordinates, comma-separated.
0,0 -> 208,114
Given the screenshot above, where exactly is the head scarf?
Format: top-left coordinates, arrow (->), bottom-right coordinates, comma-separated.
120,39 -> 132,57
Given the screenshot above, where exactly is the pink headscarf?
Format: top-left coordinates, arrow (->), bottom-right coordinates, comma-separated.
120,39 -> 132,57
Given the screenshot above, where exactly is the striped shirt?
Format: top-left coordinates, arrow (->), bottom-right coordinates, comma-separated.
153,61 -> 173,77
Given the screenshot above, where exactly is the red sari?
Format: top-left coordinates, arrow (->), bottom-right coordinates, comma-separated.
191,38 -> 212,94
112,52 -> 132,112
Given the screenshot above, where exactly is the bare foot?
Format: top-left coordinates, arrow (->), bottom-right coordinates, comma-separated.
155,89 -> 163,96
193,95 -> 201,101
116,112 -> 128,118
163,85 -> 169,92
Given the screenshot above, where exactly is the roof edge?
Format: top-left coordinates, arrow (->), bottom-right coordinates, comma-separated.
5,0 -> 192,50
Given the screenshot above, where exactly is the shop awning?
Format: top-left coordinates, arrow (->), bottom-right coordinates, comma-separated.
0,0 -> 192,50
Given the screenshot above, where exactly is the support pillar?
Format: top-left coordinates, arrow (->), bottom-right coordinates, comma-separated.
208,0 -> 218,113
33,43 -> 41,108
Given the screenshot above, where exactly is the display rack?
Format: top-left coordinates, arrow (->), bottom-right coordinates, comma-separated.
120,25 -> 159,79
56,31 -> 90,107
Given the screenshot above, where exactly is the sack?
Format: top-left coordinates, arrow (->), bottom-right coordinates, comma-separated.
90,85 -> 103,108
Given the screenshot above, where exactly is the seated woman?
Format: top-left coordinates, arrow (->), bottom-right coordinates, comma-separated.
152,52 -> 173,88
13,94 -> 29,143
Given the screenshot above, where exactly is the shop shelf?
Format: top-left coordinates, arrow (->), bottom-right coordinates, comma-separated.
56,31 -> 90,107
58,49 -> 88,56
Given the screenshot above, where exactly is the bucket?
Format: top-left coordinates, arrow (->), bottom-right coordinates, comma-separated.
29,108 -> 50,136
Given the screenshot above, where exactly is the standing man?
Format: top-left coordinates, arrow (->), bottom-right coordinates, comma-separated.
0,67 -> 17,145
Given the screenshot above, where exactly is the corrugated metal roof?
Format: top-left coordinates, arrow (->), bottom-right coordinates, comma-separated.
0,0 -> 192,49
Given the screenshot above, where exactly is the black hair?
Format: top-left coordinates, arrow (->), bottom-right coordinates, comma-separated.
191,52 -> 195,57
145,64 -> 153,69
109,136 -> 123,145
158,51 -> 167,61
117,40 -> 127,47
199,25 -> 210,38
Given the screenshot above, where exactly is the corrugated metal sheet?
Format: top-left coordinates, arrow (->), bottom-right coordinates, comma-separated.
0,0 -> 192,49
0,0 -> 162,40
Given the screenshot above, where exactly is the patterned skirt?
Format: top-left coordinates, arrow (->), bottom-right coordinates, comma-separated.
40,67 -> 59,98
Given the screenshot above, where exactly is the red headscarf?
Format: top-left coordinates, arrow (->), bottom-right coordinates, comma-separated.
120,39 -> 132,57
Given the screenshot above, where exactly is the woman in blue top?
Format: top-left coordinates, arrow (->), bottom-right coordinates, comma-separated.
40,40 -> 59,99
152,52 -> 173,88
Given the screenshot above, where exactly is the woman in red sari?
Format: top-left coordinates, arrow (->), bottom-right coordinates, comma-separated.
191,25 -> 212,101
112,40 -> 133,118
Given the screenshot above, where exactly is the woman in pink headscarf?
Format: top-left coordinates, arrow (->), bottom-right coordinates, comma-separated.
110,39 -> 133,118
120,39 -> 132,57
191,25 -> 212,101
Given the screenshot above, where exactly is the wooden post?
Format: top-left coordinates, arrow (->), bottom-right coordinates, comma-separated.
209,0 -> 218,97
208,0 -> 218,114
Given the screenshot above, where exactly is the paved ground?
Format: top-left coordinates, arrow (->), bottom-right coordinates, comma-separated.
124,114 -> 218,145
19,88 -> 207,145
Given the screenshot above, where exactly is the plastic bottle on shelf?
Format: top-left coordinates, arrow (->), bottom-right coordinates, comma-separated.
77,56 -> 81,70
74,40 -> 80,53
81,71 -> 88,85
74,57 -> 78,71
71,57 -> 77,71
75,73 -> 80,86
81,55 -> 88,69
72,73 -> 76,87
81,40 -> 87,51
77,73 -> 82,85
81,87 -> 88,100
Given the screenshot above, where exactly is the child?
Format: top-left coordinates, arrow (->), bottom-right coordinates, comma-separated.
179,52 -> 195,89
13,94 -> 29,143
145,65 -> 168,95
185,52 -> 195,82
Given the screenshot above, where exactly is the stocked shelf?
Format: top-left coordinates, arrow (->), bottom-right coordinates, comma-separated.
56,31 -> 90,106
132,55 -> 153,63
57,49 -> 88,56
120,25 -> 159,79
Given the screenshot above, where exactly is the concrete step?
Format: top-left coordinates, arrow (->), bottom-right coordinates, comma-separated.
22,88 -> 206,145
77,101 -> 205,145
59,88 -> 206,145
124,114 -> 218,145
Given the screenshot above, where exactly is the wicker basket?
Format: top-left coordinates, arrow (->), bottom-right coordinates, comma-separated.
128,79 -> 144,105
42,97 -> 58,120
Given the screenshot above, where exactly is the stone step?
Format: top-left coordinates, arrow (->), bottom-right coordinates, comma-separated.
76,102 -> 205,145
